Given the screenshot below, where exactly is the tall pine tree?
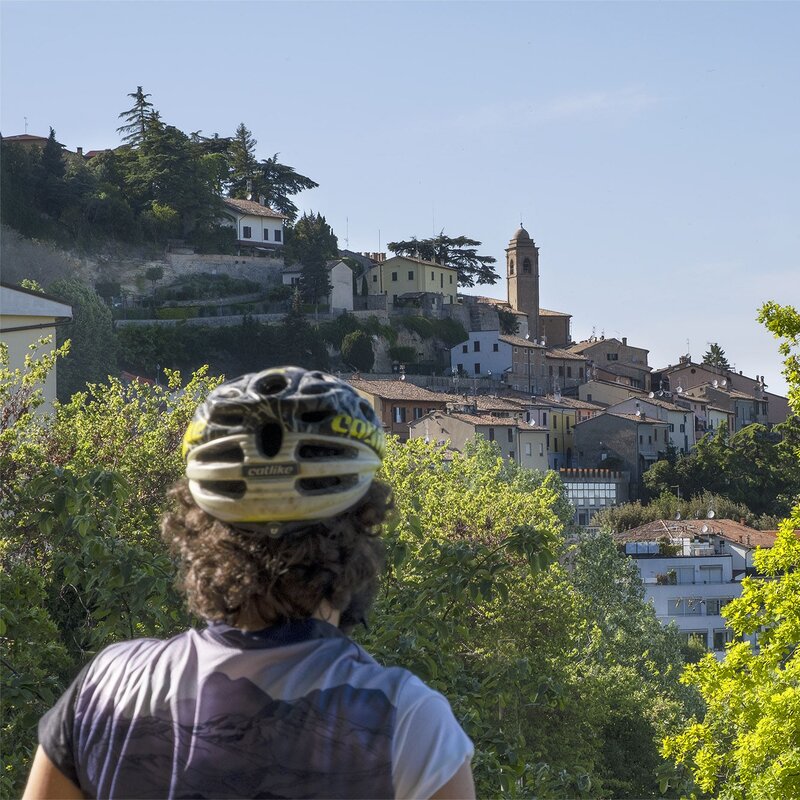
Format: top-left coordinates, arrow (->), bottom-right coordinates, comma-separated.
117,86 -> 155,147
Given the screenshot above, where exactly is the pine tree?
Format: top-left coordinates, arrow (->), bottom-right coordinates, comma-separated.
37,127 -> 68,217
703,343 -> 732,370
284,212 -> 338,306
117,86 -> 155,147
227,123 -> 259,199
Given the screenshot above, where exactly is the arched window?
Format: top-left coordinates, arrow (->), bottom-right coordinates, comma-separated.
509,259 -> 515,275
523,257 -> 531,273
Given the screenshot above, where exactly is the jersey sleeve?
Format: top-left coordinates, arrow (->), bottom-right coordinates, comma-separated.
391,676 -> 474,800
37,661 -> 93,787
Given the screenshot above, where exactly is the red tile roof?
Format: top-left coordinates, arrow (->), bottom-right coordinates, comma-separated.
613,519 -> 787,549
545,348 -> 586,361
221,197 -> 286,219
500,334 -> 546,349
539,308 -> 571,317
347,378 -> 450,402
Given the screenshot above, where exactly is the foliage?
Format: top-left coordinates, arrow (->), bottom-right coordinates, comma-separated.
283,212 -> 338,305
642,420 -> 800,517
498,307 -> 520,335
702,342 -> 732,371
388,345 -> 417,363
662,301 -> 800,800
116,86 -> 154,147
398,316 -> 468,349
340,330 -> 374,372
387,231 -> 499,287
154,272 -> 260,303
48,278 -> 118,402
361,438 -> 694,798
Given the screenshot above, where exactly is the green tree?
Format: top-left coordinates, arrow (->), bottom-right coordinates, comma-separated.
341,330 -> 374,372
278,291 -> 329,369
116,86 -> 155,147
256,152 -> 319,222
37,127 -> 68,218
387,231 -> 499,287
662,302 -> 800,800
702,342 -> 732,370
48,278 -> 118,401
284,212 -> 338,306
227,122 -> 259,199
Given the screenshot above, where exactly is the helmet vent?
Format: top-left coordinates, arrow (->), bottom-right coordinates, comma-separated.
298,475 -> 358,494
199,480 -> 246,499
358,400 -> 374,419
259,422 -> 283,457
300,383 -> 330,395
255,375 -> 288,396
210,408 -> 244,427
298,443 -> 356,460
301,410 -> 333,424
195,444 -> 243,463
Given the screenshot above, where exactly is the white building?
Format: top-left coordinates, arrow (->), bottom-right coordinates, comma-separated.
281,259 -> 354,312
220,198 -> 286,250
0,282 -> 72,408
613,519 -> 780,657
449,330 -> 511,378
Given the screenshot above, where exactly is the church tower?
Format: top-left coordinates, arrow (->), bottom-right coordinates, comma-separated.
506,225 -> 540,339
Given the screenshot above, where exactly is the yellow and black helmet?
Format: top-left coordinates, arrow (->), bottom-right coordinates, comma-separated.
183,366 -> 385,525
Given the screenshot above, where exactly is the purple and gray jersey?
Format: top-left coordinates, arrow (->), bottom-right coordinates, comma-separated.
38,620 -> 473,799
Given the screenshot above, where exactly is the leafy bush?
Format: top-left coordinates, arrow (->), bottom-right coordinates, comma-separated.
341,330 -> 375,372
388,345 -> 417,363
156,307 -> 199,320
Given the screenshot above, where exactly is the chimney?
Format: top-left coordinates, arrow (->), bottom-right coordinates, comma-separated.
622,337 -> 627,346
259,194 -> 266,206
76,146 -> 83,157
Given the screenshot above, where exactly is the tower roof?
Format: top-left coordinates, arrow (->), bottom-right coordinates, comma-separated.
509,225 -> 534,247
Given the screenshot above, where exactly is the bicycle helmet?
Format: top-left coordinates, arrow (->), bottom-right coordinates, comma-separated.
182,366 -> 385,526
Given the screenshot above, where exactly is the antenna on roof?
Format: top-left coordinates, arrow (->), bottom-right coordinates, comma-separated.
24,116 -> 28,134
345,216 -> 349,249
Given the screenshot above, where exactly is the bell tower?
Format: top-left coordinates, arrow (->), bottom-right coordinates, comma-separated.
506,225 -> 540,339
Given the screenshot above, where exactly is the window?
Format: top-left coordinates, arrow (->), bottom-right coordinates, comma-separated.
639,435 -> 643,444
567,367 -> 572,378
408,271 -> 414,280
274,229 -> 282,242
706,598 -> 732,615
554,437 -> 559,452
700,566 -> 723,585
507,429 -> 513,443
373,274 -> 378,282
457,363 -> 463,373
523,257 -> 531,273
553,417 -> 557,429
546,434 -> 550,447
431,271 -> 435,280
509,259 -> 515,274
449,275 -> 453,284
713,629 -> 733,650
474,341 -> 480,352
525,443 -> 532,456
607,353 -> 619,361
669,423 -> 675,432
542,412 -> 547,425
679,631 -> 708,649
264,230 -> 270,241
393,406 -> 407,424
440,274 -> 443,288
391,272 -> 398,281
648,435 -> 652,444
539,443 -> 544,456
474,363 -> 480,374
679,423 -> 685,432
242,226 -> 252,239
579,368 -> 584,380
587,394 -> 592,401
671,598 -> 703,616
488,428 -> 495,441
462,344 -> 468,353
549,366 -> 554,376
493,343 -> 499,352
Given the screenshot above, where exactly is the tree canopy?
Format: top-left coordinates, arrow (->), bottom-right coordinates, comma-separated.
284,212 -> 338,305
702,342 -> 732,370
661,302 -> 800,800
387,232 -> 499,287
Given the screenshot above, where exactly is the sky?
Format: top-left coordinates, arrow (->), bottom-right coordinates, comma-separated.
2,1 -> 797,396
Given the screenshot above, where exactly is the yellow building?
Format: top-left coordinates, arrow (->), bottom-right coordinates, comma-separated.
368,255 -> 458,306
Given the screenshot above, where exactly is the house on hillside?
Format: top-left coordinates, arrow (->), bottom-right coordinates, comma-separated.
612,519 -> 793,658
0,282 -> 72,408
282,259 -> 354,312
219,197 -> 286,254
449,331 -> 511,378
366,255 -> 458,308
347,378 -> 451,440
567,336 -> 651,390
608,396 -> 696,454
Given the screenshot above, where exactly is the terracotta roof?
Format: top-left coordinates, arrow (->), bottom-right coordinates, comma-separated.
545,348 -> 586,361
347,378 -> 449,402
584,378 -> 647,394
541,395 -> 605,411
461,295 -> 513,308
500,334 -> 546,349
539,308 -> 571,317
221,197 -> 286,219
616,397 -> 690,413
446,412 -> 534,429
2,133 -> 49,143
707,405 -> 734,414
612,519 -> 786,549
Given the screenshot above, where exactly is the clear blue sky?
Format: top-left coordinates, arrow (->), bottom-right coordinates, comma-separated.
2,1 -> 797,395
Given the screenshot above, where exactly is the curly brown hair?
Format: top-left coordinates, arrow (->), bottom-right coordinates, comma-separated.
161,480 -> 392,631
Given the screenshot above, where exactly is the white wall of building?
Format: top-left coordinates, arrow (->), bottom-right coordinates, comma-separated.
450,331 -> 511,377
329,261 -> 354,312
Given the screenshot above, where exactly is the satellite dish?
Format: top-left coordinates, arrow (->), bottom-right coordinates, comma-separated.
676,386 -> 684,394
712,379 -> 719,388
707,509 -> 716,519
529,420 -> 537,426
649,392 -> 655,398
635,409 -> 641,417
721,379 -> 727,387
675,512 -> 682,520
701,524 -> 709,534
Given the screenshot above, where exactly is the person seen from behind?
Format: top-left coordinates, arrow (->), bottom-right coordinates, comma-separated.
24,366 -> 475,799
